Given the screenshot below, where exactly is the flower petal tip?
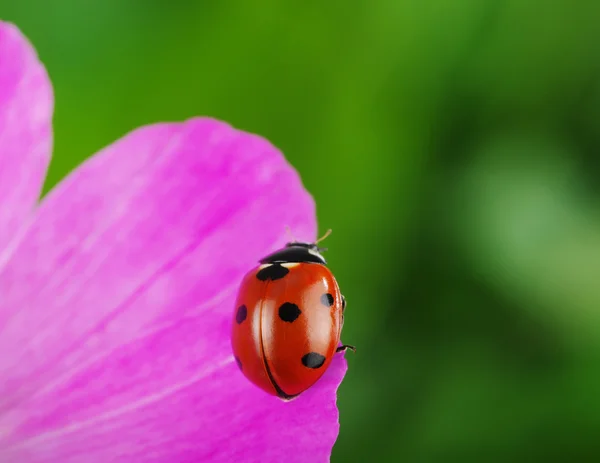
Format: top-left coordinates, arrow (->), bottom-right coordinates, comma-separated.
0,20 -> 54,251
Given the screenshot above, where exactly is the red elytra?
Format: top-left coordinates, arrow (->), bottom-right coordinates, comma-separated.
231,237 -> 354,401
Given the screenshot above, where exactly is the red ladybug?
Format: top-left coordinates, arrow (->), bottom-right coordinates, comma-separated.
231,231 -> 354,400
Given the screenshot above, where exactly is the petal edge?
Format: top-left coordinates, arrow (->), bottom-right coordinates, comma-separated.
0,21 -> 53,253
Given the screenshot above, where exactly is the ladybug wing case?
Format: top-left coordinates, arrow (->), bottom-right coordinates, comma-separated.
231,270 -> 279,397
231,263 -> 343,399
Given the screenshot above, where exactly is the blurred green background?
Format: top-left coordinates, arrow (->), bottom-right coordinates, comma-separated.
3,1 -> 600,461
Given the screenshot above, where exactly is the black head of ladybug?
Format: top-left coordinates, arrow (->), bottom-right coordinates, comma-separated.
259,241 -> 327,265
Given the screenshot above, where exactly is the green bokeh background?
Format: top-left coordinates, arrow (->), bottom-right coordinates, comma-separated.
3,1 -> 600,461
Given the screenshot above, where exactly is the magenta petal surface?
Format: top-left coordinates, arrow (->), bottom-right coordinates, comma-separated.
0,118 -> 347,462
0,21 -> 53,252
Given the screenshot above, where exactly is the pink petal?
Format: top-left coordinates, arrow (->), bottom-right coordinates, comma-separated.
0,21 -> 53,253
0,117 -> 347,462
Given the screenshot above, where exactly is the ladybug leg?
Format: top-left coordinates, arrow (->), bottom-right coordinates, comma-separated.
336,344 -> 356,353
337,296 -> 354,353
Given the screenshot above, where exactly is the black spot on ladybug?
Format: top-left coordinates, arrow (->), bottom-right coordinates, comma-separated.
302,352 -> 326,369
279,302 -> 301,322
321,293 -> 334,307
256,263 -> 289,281
235,305 -> 247,324
235,356 -> 243,370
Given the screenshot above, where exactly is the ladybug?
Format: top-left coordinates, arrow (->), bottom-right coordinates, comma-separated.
231,230 -> 354,401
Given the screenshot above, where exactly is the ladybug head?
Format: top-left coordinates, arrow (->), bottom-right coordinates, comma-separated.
259,241 -> 327,265
259,229 -> 332,265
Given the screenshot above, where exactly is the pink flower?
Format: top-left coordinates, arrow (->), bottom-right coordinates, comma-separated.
0,21 -> 347,462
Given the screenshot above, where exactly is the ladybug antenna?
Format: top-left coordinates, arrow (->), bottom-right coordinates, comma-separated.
285,225 -> 297,243
315,229 -> 332,244
314,229 -> 332,252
